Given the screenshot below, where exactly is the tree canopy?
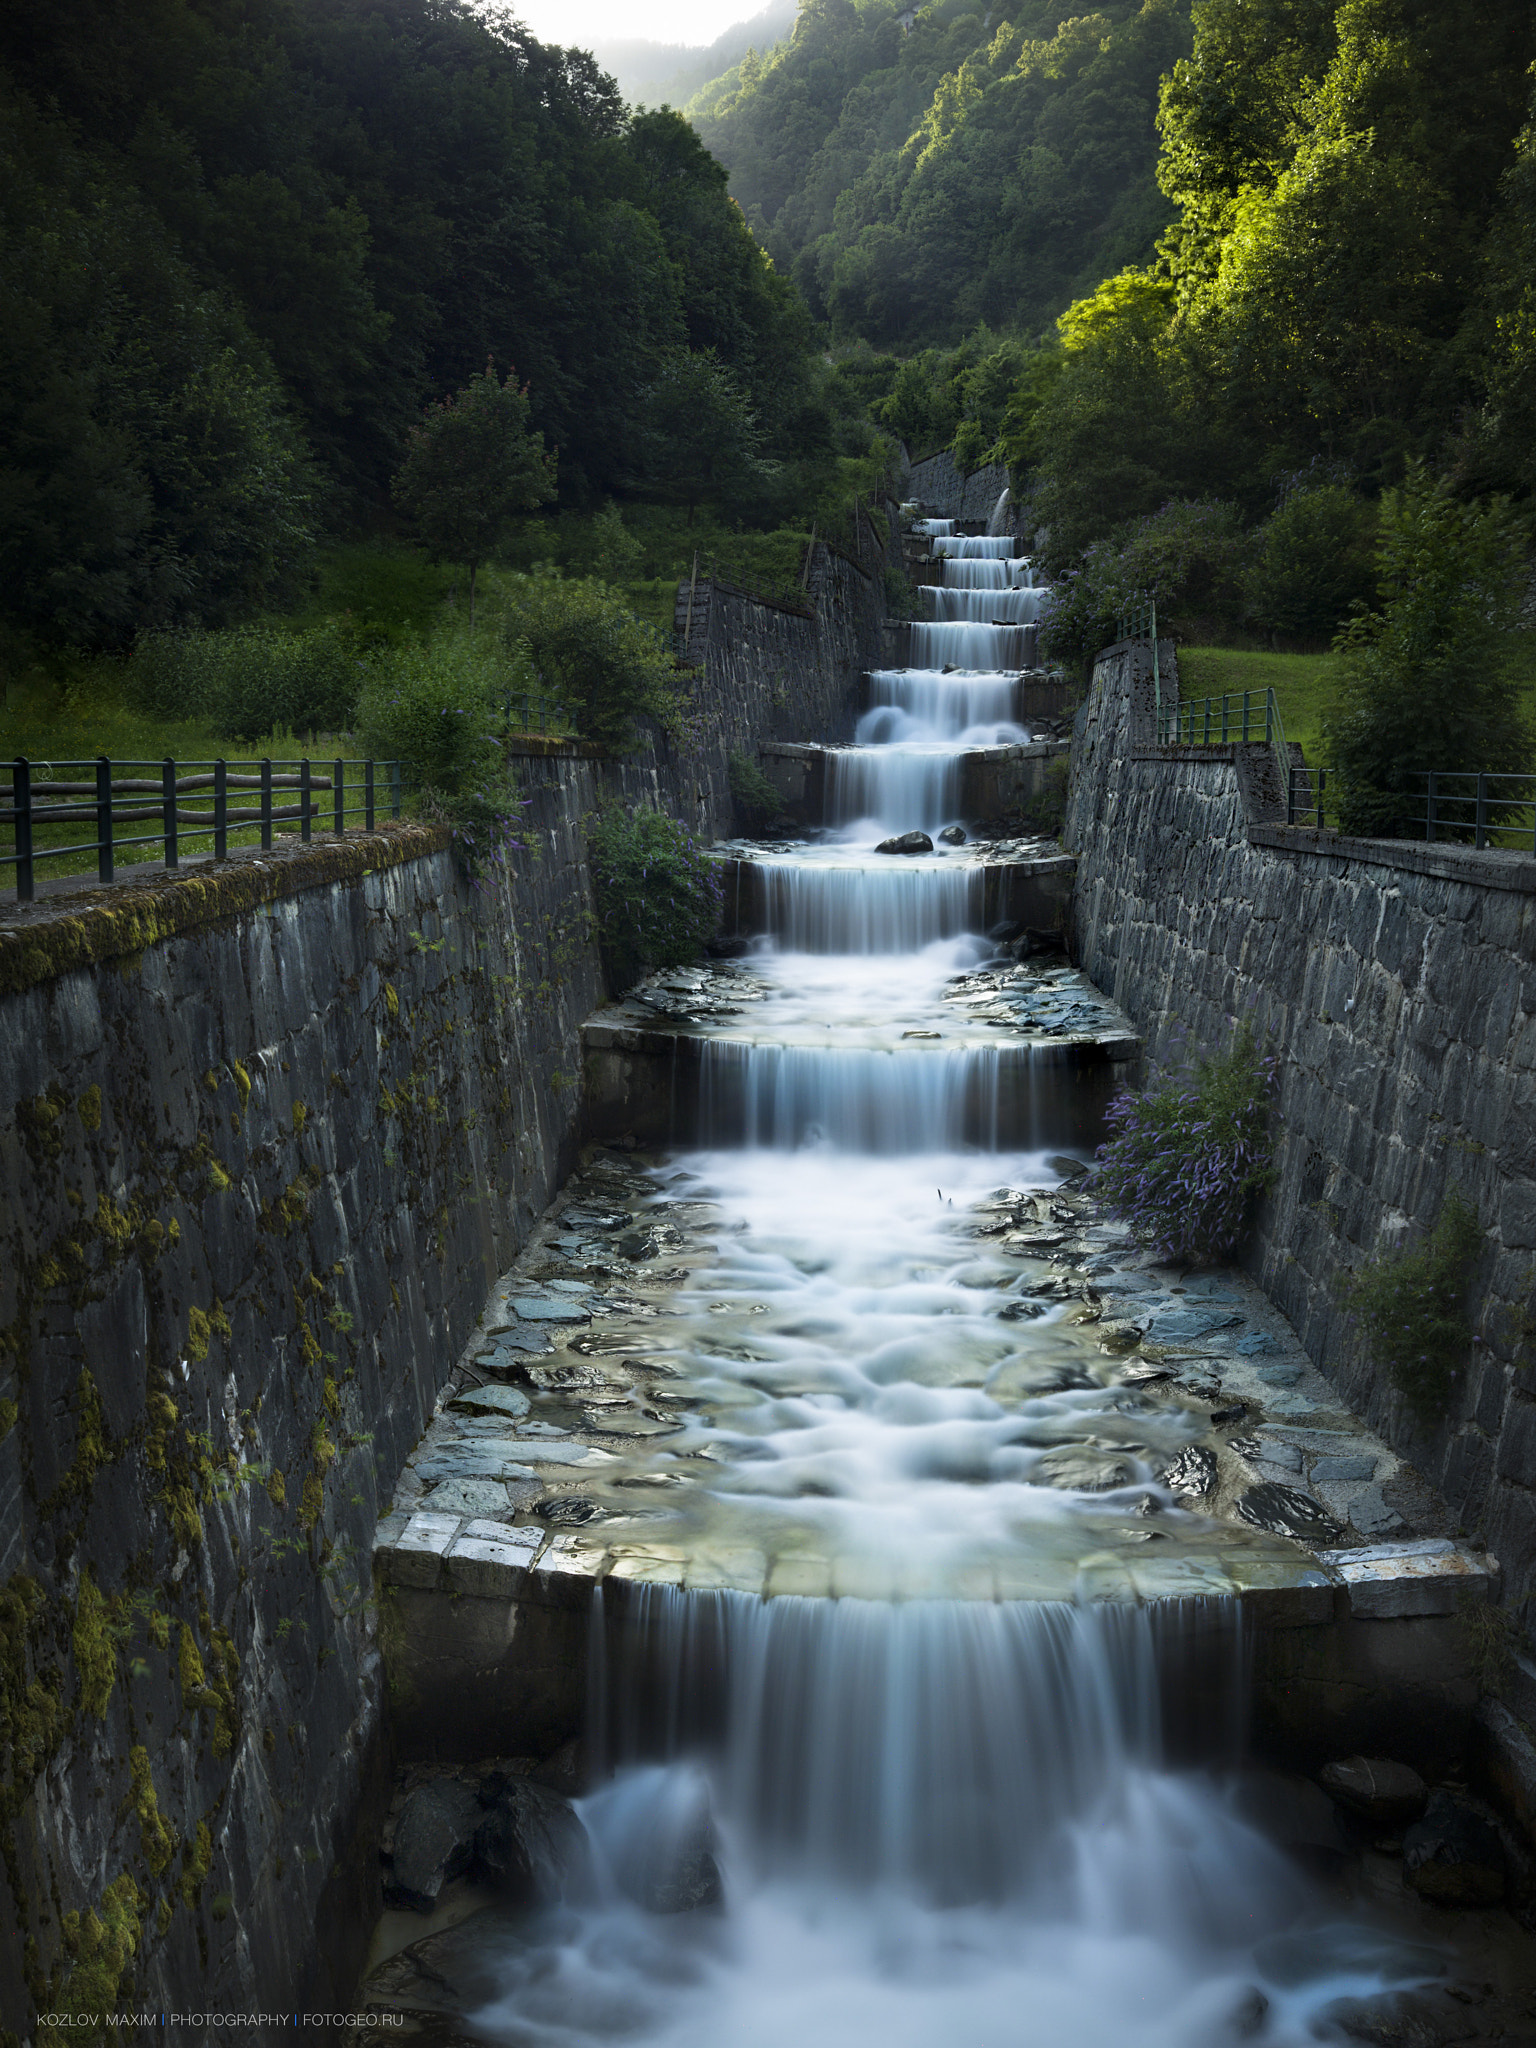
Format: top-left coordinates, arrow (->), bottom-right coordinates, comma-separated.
0,0 -> 826,648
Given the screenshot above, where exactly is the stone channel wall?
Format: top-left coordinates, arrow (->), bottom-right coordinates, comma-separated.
0,531 -> 891,2034
906,450 -> 1014,528
1067,639 -> 1536,1617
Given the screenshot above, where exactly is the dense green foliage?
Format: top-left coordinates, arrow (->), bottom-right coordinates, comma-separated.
501,579 -> 683,753
1324,467 -> 1532,835
0,0 -> 832,654
727,748 -> 791,831
692,0 -> 1189,348
1013,0 -> 1536,569
1340,1191 -> 1484,1416
586,806 -> 724,989
125,623 -> 362,741
1092,1021 -> 1277,1266
393,364 -> 557,627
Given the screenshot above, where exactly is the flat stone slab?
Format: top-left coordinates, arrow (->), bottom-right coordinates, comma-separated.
377,1154 -> 1463,1620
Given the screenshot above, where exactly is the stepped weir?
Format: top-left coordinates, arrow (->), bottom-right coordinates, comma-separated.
365,515 -> 1503,2042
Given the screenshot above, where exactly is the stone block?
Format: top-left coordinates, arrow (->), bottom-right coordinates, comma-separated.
1316,1538 -> 1494,1617
378,1510 -> 461,1588
443,1527 -> 541,1597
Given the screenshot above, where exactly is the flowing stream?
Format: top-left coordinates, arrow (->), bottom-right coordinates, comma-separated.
458,518 -> 1439,2045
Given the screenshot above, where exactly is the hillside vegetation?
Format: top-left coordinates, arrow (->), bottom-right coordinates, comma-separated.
691,0 -> 1188,347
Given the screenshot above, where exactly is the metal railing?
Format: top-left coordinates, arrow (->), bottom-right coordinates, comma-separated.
1286,764 -> 1328,829
505,693 -> 575,738
1,755 -> 401,903
1286,767 -> 1536,849
1158,686 -> 1294,809
1115,594 -> 1160,722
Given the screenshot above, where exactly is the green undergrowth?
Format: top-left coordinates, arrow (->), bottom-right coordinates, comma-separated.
1339,1190 -> 1484,1416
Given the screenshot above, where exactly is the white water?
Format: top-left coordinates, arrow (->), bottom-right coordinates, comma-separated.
460,518 -> 1435,2045
746,853 -> 983,951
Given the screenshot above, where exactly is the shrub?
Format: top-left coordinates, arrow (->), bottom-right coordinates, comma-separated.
727,749 -> 789,834
355,641 -> 500,794
587,804 -> 722,990
1039,498 -> 1250,678
503,578 -> 681,752
1019,755 -> 1068,837
1338,1192 -> 1483,1416
1324,463 -> 1532,837
126,623 -> 362,738
1246,484 -> 1375,644
1091,1021 -> 1277,1265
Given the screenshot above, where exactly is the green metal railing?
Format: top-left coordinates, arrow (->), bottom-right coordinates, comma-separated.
1115,594 -> 1160,722
1286,767 -> 1536,848
1158,686 -> 1294,810
1,755 -> 401,903
505,693 -> 576,738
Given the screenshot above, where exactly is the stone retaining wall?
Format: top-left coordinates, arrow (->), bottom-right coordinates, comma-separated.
0,535 -> 891,2033
906,450 -> 1014,528
1067,640 -> 1536,1617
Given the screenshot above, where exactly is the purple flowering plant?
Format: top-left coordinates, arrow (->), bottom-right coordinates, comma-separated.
1091,1020 -> 1278,1265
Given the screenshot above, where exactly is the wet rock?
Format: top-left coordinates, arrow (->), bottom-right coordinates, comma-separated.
531,1737 -> 590,1796
386,1778 -> 484,1912
937,825 -> 967,845
1095,1320 -> 1144,1355
1237,1769 -> 1349,1861
1318,1989 -> 1482,2046
1145,1305 -> 1243,1344
1045,1154 -> 1089,1180
1226,1988 -> 1269,2040
1160,1446 -> 1218,1498
1235,1480 -> 1340,1542
449,1384 -> 531,1421
533,1493 -> 600,1523
1319,1757 -> 1428,1825
642,1812 -> 724,1914
474,1776 -> 592,1904
1403,1791 -> 1506,1907
874,830 -> 934,855
363,1909 -> 523,2017
1035,1446 -> 1138,1491
705,936 -> 753,958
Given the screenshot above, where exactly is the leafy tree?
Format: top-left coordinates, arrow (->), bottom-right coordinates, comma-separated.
502,578 -> 681,752
640,350 -> 779,523
1245,483 -> 1375,644
393,362 -> 555,630
586,803 -> 722,990
1324,463 -> 1532,837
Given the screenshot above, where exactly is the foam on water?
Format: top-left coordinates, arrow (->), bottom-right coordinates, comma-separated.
456,519 -> 1438,2045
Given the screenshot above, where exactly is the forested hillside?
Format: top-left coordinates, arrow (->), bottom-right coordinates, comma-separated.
0,0 -> 837,654
690,0 -> 1189,345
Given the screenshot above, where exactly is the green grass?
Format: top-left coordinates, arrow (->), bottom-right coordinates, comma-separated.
1175,646 -> 1341,766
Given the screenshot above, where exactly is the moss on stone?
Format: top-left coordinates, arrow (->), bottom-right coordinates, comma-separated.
76,1086 -> 102,1133
0,822 -> 448,1001
127,1747 -> 175,1876
54,1873 -> 146,2025
72,1570 -> 117,1719
231,1061 -> 252,1113
186,1301 -> 231,1365
179,1820 -> 212,1909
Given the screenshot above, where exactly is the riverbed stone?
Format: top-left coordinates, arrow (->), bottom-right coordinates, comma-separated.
474,1777 -> 592,1903
875,830 -> 934,854
1318,1756 -> 1428,1825
1403,1791 -> 1506,1906
386,1778 -> 485,1911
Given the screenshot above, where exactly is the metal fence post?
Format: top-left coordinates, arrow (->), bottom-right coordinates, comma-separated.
1241,694 -> 1250,743
1287,767 -> 1296,826
96,757 -> 114,884
1425,771 -> 1437,843
162,758 -> 178,869
1475,773 -> 1488,849
1318,768 -> 1327,832
214,759 -> 227,862
365,759 -> 375,833
14,758 -> 33,902
300,757 -> 312,844
261,758 -> 273,851
334,757 -> 344,837
390,761 -> 401,819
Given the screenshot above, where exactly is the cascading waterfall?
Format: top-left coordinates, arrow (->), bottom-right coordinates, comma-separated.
462,515 -> 1434,2047
745,854 -> 983,952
